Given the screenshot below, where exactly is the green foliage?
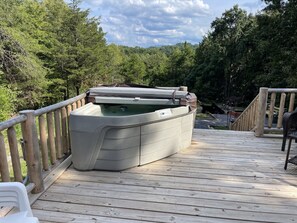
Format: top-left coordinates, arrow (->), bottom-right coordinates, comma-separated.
0,0 -> 48,109
120,54 -> 146,84
1,0 -> 297,113
0,0 -> 109,108
143,50 -> 168,86
42,0 -> 108,100
189,1 -> 297,105
189,6 -> 257,104
104,44 -> 124,83
116,43 -> 197,87
0,85 -> 17,121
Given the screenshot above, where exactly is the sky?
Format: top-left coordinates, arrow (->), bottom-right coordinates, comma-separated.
78,0 -> 266,47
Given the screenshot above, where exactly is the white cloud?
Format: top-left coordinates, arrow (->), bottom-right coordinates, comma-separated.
153,38 -> 159,43
80,0 -> 264,47
81,0 -> 210,46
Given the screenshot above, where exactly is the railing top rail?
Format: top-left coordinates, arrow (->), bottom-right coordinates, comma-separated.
268,88 -> 297,93
0,93 -> 86,131
231,94 -> 259,128
0,115 -> 27,131
34,93 -> 86,116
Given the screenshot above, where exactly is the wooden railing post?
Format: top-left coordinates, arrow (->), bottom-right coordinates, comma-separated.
277,93 -> 286,128
289,93 -> 295,112
61,107 -> 68,154
0,131 -> 10,182
268,92 -> 276,128
47,112 -> 56,164
39,115 -> 49,171
8,127 -> 23,182
54,109 -> 63,159
255,88 -> 268,137
19,110 -> 44,193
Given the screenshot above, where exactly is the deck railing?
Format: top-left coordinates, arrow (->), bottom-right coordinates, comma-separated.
230,94 -> 259,131
231,87 -> 297,136
0,93 -> 86,194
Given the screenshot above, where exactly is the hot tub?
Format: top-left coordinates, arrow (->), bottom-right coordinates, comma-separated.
70,86 -> 196,171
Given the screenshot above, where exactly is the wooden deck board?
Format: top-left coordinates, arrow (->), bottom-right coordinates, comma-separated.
32,129 -> 297,223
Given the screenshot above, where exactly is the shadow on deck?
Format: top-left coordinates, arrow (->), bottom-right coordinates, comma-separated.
32,129 -> 297,223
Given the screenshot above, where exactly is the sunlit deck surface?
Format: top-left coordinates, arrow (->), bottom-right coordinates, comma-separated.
32,129 -> 297,223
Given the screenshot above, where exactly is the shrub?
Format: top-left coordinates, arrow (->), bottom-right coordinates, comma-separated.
0,85 -> 17,122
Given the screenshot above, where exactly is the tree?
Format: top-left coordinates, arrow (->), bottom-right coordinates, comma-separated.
190,6 -> 257,103
157,42 -> 195,87
43,0 -> 107,99
143,49 -> 168,86
0,84 -> 17,121
104,44 -> 124,84
120,54 -> 146,84
0,0 -> 48,109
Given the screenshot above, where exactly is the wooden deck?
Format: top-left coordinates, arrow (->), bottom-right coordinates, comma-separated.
32,129 -> 297,223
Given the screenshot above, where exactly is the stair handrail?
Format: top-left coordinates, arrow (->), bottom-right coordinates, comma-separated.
230,94 -> 259,131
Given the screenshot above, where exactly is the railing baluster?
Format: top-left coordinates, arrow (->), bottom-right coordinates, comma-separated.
0,132 -> 10,182
231,95 -> 259,131
54,109 -> 63,159
252,102 -> 257,128
77,100 -> 82,108
61,107 -> 68,154
0,93 -> 86,193
81,98 -> 85,106
289,93 -> 295,112
67,105 -> 72,150
268,92 -> 276,128
39,115 -> 49,171
7,127 -> 22,182
247,109 -> 251,130
277,93 -> 286,129
47,112 -> 56,164
72,102 -> 77,110
19,110 -> 44,193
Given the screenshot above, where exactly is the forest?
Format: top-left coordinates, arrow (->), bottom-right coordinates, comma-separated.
0,0 -> 297,121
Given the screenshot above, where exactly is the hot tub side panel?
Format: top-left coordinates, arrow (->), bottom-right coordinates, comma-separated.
71,131 -> 100,170
70,111 -> 109,170
180,113 -> 195,150
140,118 -> 182,165
140,112 -> 195,165
94,127 -> 140,170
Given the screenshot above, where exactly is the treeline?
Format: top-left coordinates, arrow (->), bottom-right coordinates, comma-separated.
188,0 -> 297,105
0,0 -> 196,120
124,0 -> 297,106
0,0 -> 109,112
1,0 -> 297,120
